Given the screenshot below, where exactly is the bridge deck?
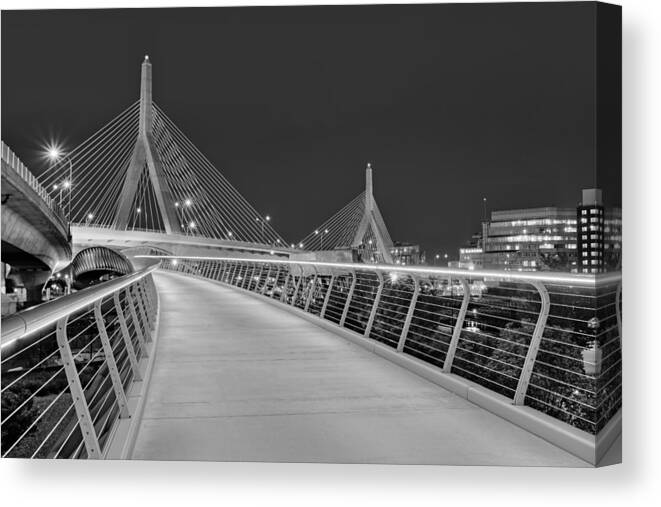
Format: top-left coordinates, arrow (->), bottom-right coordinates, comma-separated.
131,271 -> 588,466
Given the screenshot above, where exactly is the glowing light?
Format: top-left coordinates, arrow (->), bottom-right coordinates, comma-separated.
172,259 -> 178,266
63,181 -> 70,189
189,221 -> 196,228
270,250 -> 275,255
47,146 -> 61,160
314,230 -> 319,235
87,213 -> 94,220
265,215 -> 271,221
390,273 -> 399,282
324,229 -> 328,234
175,202 -> 180,207
137,207 -> 141,213
299,243 -> 303,248
52,184 -> 58,190
185,199 -> 192,206
228,231 -> 233,237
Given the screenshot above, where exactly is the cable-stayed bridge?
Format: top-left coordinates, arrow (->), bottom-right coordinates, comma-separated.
0,57 -> 621,466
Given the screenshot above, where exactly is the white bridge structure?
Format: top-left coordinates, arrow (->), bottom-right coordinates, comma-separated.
0,57 -> 621,466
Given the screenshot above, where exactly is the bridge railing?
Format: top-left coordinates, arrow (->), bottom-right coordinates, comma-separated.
0,264 -> 159,459
159,256 -> 622,436
1,141 -> 66,225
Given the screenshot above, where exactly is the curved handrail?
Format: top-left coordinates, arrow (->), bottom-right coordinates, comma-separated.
1,262 -> 160,353
137,254 -> 622,287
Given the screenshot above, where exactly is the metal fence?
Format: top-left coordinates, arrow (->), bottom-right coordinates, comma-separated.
1,265 -> 158,459
1,141 -> 66,226
161,257 -> 622,435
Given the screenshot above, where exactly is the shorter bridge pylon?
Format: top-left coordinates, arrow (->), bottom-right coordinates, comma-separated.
298,163 -> 394,263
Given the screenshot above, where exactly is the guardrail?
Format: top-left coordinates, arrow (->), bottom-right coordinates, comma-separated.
157,256 -> 622,437
1,141 -> 66,226
1,264 -> 159,459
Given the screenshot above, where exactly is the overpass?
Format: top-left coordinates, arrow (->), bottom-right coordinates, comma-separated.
1,142 -> 72,309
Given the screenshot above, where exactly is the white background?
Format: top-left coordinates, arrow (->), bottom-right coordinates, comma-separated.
0,0 -> 659,505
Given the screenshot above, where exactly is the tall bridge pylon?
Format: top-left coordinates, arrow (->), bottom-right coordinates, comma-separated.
299,163 -> 394,264
112,56 -> 180,233
38,56 -> 286,246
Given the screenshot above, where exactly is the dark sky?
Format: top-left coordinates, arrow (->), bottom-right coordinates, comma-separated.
1,2 -> 620,258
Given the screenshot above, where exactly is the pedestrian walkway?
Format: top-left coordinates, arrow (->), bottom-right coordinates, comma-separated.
131,270 -> 588,466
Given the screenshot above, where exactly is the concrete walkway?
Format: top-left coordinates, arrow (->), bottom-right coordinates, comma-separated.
131,271 -> 589,466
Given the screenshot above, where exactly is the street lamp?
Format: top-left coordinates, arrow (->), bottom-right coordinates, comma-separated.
46,146 -> 73,222
435,253 -> 440,265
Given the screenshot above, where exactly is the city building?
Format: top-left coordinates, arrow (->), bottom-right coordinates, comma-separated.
390,241 -> 425,266
576,188 -> 622,273
454,188 -> 621,272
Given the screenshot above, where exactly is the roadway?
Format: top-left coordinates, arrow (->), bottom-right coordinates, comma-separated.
130,270 -> 589,466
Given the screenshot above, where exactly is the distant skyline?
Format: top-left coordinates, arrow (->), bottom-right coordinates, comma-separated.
1,3 -> 621,258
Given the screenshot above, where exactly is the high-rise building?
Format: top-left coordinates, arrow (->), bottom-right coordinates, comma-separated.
576,189 -> 622,273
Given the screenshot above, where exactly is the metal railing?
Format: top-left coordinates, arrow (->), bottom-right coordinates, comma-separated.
1,264 -> 159,459
1,141 -> 66,225
159,256 -> 622,435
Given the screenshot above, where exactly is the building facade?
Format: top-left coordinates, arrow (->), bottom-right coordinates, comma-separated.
455,188 -> 621,273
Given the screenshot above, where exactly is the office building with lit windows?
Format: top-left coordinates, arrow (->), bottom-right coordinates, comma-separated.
576,188 -> 622,273
455,188 -> 621,273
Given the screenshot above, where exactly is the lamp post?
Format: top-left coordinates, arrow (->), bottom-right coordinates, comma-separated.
47,147 -> 73,222
256,214 -> 271,244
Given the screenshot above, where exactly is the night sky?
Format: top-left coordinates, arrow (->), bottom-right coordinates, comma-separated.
1,3 -> 620,258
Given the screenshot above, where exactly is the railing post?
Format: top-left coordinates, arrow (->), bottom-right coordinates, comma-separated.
304,267 -> 319,312
114,292 -> 142,380
56,315 -> 102,459
290,265 -> 304,306
137,279 -> 154,329
513,281 -> 551,405
339,270 -> 357,327
132,284 -> 152,340
228,263 -> 237,284
261,265 -> 272,295
320,274 -> 335,319
242,264 -> 252,289
125,287 -> 148,357
443,278 -> 471,373
134,281 -> 151,329
93,300 -> 130,419
219,261 -> 228,281
253,264 -> 264,292
615,281 -> 622,351
397,276 -> 420,352
364,271 -> 384,338
261,265 -> 274,295
280,269 -> 292,302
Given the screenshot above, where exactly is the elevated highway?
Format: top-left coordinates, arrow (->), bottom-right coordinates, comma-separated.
1,142 -> 71,307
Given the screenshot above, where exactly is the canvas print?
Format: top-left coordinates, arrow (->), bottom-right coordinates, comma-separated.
1,2 -> 621,466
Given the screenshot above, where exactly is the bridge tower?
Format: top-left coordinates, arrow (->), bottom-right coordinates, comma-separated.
112,56 -> 181,233
351,163 -> 394,264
